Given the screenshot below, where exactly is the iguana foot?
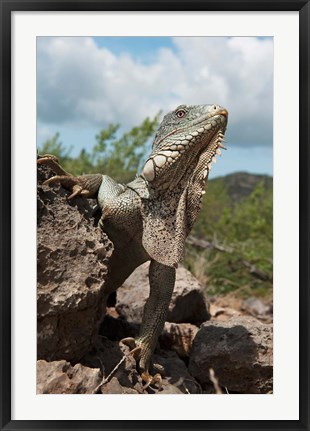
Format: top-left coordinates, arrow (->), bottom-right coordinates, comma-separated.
37,154 -> 103,199
141,371 -> 162,390
120,337 -> 163,390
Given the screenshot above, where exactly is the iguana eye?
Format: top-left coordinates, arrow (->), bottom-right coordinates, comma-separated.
176,109 -> 186,118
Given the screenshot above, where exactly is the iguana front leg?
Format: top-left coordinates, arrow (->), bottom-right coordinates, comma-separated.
123,260 -> 176,388
37,154 -> 103,199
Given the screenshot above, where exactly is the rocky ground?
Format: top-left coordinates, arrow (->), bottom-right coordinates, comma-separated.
37,161 -> 273,395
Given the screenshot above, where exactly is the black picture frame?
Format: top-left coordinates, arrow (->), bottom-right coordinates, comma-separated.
1,1 -> 309,430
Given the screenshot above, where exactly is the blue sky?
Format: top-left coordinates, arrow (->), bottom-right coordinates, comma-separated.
93,36 -> 176,62
37,36 -> 273,178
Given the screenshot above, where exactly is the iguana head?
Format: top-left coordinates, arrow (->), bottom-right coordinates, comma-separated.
142,104 -> 228,190
139,104 -> 228,267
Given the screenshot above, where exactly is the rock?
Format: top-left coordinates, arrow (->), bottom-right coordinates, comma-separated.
37,359 -> 102,394
99,311 -> 140,341
37,162 -> 113,361
169,266 -> 211,324
36,348 -> 202,395
101,377 -> 139,394
241,297 -> 273,321
210,295 -> 273,323
159,322 -> 199,358
81,336 -> 143,391
81,336 -> 201,394
153,350 -> 201,394
209,304 -> 242,321
188,316 -> 273,394
116,262 -> 210,325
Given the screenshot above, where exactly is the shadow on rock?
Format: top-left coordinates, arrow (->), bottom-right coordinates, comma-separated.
188,316 -> 273,394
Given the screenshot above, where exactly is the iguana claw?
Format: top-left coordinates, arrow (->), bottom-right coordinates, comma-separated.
120,337 -> 163,390
37,154 -> 103,199
141,372 -> 162,391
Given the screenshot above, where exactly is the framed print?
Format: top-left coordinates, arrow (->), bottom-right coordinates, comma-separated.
1,0 -> 309,430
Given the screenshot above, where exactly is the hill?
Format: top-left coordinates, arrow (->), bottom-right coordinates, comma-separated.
212,172 -> 273,203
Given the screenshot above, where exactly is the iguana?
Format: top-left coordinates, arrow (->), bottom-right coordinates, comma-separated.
37,104 -> 228,388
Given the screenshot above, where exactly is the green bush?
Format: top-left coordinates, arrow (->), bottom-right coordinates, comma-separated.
38,114 -> 160,183
187,179 -> 273,299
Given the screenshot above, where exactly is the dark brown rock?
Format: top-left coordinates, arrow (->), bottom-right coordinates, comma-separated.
153,350 -> 202,394
99,312 -> 140,341
116,262 -> 210,325
188,316 -> 273,394
37,162 -> 113,361
37,359 -> 102,394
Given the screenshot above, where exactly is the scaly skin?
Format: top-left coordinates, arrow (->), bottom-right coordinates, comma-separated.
38,104 -> 228,388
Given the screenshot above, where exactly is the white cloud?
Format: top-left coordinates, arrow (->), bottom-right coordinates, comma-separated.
37,36 -> 273,147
